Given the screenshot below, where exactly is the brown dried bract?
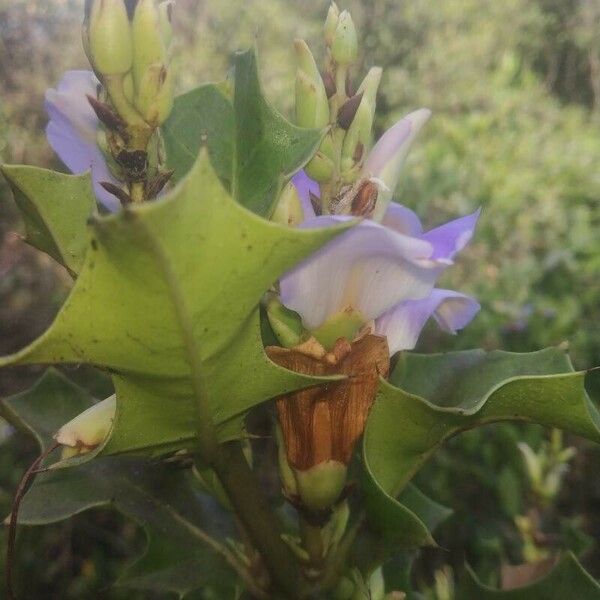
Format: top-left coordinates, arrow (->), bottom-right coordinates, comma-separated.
266,335 -> 390,471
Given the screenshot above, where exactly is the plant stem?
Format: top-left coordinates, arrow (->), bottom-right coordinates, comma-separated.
210,442 -> 305,599
129,180 -> 146,203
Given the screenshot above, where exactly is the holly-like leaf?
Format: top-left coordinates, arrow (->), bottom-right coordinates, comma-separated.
1,165 -> 96,274
232,49 -> 323,217
0,152 -> 350,459
163,82 -> 234,187
362,349 -> 600,548
460,552 -> 600,598
163,49 -> 323,218
2,369 -> 239,598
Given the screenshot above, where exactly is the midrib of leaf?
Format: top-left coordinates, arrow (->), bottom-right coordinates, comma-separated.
124,209 -> 220,459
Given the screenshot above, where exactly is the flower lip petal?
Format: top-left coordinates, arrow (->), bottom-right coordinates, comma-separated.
280,215 -> 443,330
422,207 -> 481,261
375,288 -> 480,355
382,201 -> 423,237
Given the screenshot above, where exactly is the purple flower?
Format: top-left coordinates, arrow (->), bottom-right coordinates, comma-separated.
280,110 -> 480,354
45,70 -> 121,211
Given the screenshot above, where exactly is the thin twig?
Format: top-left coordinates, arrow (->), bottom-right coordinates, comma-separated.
6,442 -> 59,600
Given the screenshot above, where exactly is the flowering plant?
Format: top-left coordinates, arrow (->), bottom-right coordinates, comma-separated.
2,2 -> 600,598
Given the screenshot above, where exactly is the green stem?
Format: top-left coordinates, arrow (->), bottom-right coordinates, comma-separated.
321,514 -> 365,590
129,180 -> 146,204
210,442 -> 305,599
300,518 -> 325,569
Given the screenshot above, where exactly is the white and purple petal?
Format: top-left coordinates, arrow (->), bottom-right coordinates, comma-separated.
364,108 -> 432,220
375,289 -> 480,355
421,208 -> 481,263
280,216 -> 446,330
381,201 -> 423,237
45,70 -> 121,212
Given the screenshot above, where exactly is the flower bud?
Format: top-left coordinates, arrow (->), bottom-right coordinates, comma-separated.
340,68 -> 382,172
88,0 -> 133,76
266,296 -> 305,347
135,63 -> 174,126
55,395 -> 116,457
158,0 -> 175,48
295,40 -> 330,129
324,2 -> 340,48
305,151 -> 335,183
132,0 -> 167,87
331,11 -> 358,66
340,99 -> 373,173
271,181 -> 305,227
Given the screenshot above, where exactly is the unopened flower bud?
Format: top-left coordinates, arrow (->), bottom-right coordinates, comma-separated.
340,99 -> 372,172
324,2 -> 340,48
271,181 -> 304,226
55,395 -> 116,457
331,11 -> 358,66
266,295 -> 305,348
135,63 -> 174,125
158,0 -> 175,48
305,151 -> 335,183
88,0 -> 133,76
295,40 -> 330,129
132,0 -> 168,87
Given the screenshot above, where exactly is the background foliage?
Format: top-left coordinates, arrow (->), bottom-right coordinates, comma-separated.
1,0 -> 600,597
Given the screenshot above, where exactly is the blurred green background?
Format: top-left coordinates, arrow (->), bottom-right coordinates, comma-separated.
1,0 -> 600,597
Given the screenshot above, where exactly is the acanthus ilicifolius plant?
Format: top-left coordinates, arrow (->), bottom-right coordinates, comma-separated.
2,2 -> 600,599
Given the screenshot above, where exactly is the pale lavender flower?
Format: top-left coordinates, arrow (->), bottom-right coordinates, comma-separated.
45,70 -> 121,211
280,109 -> 480,353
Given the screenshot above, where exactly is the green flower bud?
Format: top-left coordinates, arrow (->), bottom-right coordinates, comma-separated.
295,460 -> 347,511
357,67 -> 382,118
305,151 -> 335,183
295,40 -> 330,129
123,72 -> 135,102
135,63 -> 174,125
271,181 -> 305,226
331,11 -> 358,66
88,0 -> 133,76
266,295 -> 305,348
340,99 -> 373,171
324,2 -> 340,47
158,0 -> 174,48
55,395 -> 116,457
132,0 -> 167,88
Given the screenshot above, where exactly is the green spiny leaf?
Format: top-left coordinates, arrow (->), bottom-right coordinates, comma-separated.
460,553 -> 600,598
0,151 -> 351,458
163,83 -> 234,187
232,48 -> 323,217
1,165 -> 95,274
362,349 -> 600,548
2,370 -> 239,598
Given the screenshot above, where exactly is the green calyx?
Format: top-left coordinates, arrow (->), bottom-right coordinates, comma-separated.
295,460 -> 348,511
266,296 -> 305,348
311,309 -> 366,351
